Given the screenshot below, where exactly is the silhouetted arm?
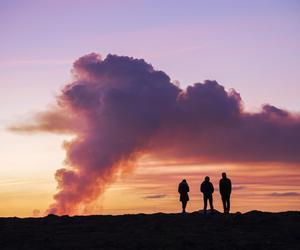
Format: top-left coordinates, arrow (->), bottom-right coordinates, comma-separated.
229,179 -> 232,194
211,183 -> 214,193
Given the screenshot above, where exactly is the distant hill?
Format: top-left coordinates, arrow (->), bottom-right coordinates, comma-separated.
0,211 -> 299,250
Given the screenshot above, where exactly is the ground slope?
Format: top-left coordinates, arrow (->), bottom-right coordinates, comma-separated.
0,211 -> 299,250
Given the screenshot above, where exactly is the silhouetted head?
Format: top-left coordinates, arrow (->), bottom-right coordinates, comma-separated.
222,172 -> 227,178
182,179 -> 187,183
205,176 -> 210,182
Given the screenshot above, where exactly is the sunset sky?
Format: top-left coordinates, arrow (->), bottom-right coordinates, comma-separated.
1,0 -> 300,217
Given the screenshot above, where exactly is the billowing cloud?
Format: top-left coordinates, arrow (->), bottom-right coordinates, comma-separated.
10,53 -> 300,215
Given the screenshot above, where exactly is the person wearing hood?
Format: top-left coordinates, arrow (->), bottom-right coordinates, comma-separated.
178,179 -> 190,213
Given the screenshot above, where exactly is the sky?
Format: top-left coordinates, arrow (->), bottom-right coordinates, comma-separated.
0,0 -> 300,217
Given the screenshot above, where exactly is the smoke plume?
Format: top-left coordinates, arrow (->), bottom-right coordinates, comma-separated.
10,53 -> 300,215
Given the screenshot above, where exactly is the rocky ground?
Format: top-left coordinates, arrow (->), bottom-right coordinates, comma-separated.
0,211 -> 299,250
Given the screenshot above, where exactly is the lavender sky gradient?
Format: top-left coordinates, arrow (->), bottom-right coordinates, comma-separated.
0,0 -> 300,216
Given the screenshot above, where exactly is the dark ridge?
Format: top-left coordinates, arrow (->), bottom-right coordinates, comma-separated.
0,211 -> 299,250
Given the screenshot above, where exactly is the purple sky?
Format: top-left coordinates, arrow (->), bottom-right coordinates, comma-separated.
0,0 -> 300,216
1,0 -> 300,118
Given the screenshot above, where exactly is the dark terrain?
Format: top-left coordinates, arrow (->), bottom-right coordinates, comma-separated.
0,211 -> 299,250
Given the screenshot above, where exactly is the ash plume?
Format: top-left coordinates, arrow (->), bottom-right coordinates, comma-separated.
10,53 -> 300,215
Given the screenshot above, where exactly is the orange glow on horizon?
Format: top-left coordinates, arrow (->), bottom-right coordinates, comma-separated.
0,158 -> 299,217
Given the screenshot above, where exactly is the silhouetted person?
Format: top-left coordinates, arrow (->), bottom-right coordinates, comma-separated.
200,176 -> 214,213
219,172 -> 232,213
178,179 -> 189,213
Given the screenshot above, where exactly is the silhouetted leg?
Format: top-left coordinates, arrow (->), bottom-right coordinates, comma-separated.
222,196 -> 226,212
209,195 -> 214,211
203,195 -> 208,213
221,195 -> 226,213
182,200 -> 187,213
227,195 -> 230,213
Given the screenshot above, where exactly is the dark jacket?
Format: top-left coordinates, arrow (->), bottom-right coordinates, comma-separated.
178,181 -> 189,202
200,181 -> 214,196
219,178 -> 232,196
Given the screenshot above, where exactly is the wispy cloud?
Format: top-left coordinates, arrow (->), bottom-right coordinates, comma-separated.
268,192 -> 300,197
0,59 -> 72,66
0,178 -> 51,186
233,185 -> 246,190
143,194 -> 167,199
